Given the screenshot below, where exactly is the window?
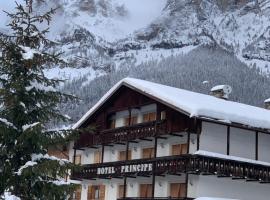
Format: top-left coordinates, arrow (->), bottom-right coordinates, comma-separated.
74,155 -> 81,165
170,183 -> 186,198
143,112 -> 156,123
124,116 -> 138,126
139,184 -> 152,198
142,147 -> 155,159
118,185 -> 124,198
119,150 -> 132,161
171,144 -> 188,156
88,185 -> 106,200
71,186 -> 81,200
94,151 -> 101,164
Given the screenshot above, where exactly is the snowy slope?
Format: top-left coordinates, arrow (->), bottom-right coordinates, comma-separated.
2,0 -> 269,80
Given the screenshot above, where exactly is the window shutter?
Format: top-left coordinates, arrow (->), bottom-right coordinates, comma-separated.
118,185 -> 124,198
140,184 -> 152,198
74,155 -> 81,165
172,144 -> 181,156
142,148 -> 154,159
181,143 -> 188,154
94,151 -> 101,164
99,185 -> 106,200
170,183 -> 186,198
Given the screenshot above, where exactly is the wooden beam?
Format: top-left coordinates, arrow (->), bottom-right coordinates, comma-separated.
227,126 -> 230,155
115,142 -> 126,145
101,145 -> 105,163
170,133 -> 183,137
152,136 -> 158,198
140,138 -> 153,142
255,131 -> 259,160
73,149 -> 76,165
157,136 -> 167,140
187,131 -> 190,154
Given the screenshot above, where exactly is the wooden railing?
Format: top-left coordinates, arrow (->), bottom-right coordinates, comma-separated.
75,120 -> 167,148
72,154 -> 270,183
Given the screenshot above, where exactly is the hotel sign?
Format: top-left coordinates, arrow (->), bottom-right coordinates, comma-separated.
97,163 -> 153,175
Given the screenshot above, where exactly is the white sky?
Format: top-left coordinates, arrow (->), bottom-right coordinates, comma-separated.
0,0 -> 23,28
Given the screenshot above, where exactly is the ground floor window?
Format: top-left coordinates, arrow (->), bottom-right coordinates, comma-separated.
139,184 -> 152,198
88,185 -> 106,200
170,183 -> 186,198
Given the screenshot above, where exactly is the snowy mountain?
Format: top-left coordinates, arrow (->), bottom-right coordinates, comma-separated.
1,0 -> 270,123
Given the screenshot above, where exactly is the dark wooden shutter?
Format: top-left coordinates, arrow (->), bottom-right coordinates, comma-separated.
140,184 -> 152,198
170,183 -> 186,198
142,148 -> 154,159
118,185 -> 124,198
94,151 -> 101,164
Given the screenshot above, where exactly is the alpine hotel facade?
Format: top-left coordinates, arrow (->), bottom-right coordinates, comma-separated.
69,78 -> 270,200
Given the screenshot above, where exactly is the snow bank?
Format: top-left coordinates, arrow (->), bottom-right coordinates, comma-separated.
73,78 -> 270,131
195,150 -> 270,167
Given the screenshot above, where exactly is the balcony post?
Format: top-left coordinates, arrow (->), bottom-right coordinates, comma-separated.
151,136 -> 158,198
123,141 -> 130,198
255,131 -> 258,160
227,126 -> 230,155
73,148 -> 77,164
101,144 -> 105,163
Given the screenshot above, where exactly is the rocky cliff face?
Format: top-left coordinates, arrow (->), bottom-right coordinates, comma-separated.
36,0 -> 270,78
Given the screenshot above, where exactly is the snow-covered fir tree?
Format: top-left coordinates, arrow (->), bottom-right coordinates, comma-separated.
0,0 -> 78,199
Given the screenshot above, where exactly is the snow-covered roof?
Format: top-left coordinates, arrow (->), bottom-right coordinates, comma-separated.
73,78 -> 270,131
264,98 -> 270,103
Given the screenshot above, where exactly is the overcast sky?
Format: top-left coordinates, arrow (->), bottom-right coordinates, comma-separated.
0,0 -> 23,28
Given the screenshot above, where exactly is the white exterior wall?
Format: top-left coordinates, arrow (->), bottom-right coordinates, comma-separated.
200,122 -> 227,154
188,174 -> 270,200
258,133 -> 270,162
200,122 -> 261,160
230,127 -> 255,159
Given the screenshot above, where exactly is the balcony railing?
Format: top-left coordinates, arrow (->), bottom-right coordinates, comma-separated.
72,154 -> 270,183
75,120 -> 167,148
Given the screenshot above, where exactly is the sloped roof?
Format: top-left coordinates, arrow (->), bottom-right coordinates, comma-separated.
73,78 -> 270,131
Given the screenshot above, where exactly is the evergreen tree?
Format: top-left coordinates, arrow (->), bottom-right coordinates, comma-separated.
0,1 -> 77,199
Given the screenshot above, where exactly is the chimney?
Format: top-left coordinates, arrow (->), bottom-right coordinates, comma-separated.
210,85 -> 232,100
264,98 -> 270,109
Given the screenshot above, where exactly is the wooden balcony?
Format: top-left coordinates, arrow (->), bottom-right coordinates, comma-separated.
72,154 -> 270,184
75,120 -> 167,148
